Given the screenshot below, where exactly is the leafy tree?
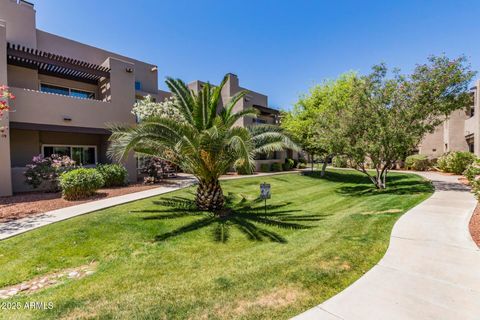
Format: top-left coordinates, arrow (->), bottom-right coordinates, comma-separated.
108,74 -> 297,213
319,56 -> 475,188
282,73 -> 357,175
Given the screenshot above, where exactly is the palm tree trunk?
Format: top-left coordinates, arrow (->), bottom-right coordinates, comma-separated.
195,179 -> 225,212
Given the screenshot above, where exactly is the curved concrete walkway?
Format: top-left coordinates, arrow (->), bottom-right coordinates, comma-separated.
294,172 -> 480,320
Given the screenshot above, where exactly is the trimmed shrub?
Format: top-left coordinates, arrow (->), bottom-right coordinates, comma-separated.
332,155 -> 348,168
448,152 -> 476,174
235,165 -> 254,175
405,155 -> 430,171
436,154 -> 449,172
270,162 -> 283,172
283,158 -> 295,171
139,156 -> 164,182
259,163 -> 270,172
24,154 -> 76,192
464,160 -> 480,181
437,152 -> 476,174
292,158 -> 299,168
59,168 -> 104,200
96,164 -> 128,187
466,161 -> 480,198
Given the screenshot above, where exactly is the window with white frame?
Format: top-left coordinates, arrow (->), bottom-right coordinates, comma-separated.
42,145 -> 97,165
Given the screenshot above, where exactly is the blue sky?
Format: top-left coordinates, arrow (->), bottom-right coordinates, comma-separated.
34,0 -> 480,109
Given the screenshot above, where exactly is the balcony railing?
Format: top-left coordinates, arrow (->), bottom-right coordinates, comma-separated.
9,87 -> 135,129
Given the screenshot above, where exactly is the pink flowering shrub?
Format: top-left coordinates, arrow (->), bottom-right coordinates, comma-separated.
25,154 -> 76,192
0,85 -> 15,137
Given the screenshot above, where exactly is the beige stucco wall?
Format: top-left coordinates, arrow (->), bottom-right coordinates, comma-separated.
418,124 -> 445,158
419,110 -> 474,159
9,129 -> 39,167
7,65 -> 38,89
473,80 -> 480,156
445,109 -> 469,153
157,89 -> 172,102
0,0 -> 36,48
0,20 -> 12,196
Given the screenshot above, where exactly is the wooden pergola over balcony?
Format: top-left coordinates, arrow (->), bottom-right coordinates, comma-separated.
7,42 -> 110,84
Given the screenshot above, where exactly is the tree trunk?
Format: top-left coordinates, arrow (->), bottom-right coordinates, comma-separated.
320,155 -> 329,177
374,167 -> 389,189
195,179 -> 225,213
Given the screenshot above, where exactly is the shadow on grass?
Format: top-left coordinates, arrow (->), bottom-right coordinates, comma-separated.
303,170 -> 433,196
133,193 -> 329,243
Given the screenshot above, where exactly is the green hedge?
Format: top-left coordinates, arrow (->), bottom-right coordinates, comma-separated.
97,164 -> 128,187
464,160 -> 480,181
270,163 -> 283,172
465,160 -> 480,198
259,164 -> 270,172
437,152 -> 476,174
332,155 -> 348,168
283,158 -> 295,171
405,155 -> 430,171
59,168 -> 104,200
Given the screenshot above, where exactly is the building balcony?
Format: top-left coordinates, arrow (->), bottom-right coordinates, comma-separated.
465,115 -> 476,137
9,87 -> 135,129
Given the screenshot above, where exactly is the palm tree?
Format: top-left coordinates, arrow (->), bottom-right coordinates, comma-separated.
108,74 -> 298,214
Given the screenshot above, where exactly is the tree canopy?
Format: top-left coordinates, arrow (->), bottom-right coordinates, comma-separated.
283,55 -> 475,188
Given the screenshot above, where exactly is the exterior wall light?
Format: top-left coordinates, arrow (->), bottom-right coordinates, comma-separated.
63,116 -> 72,122
151,66 -> 158,72
126,68 -> 134,73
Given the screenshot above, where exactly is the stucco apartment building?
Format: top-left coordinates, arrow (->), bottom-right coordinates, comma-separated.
0,0 -> 161,196
418,80 -> 480,158
0,1 -> 291,197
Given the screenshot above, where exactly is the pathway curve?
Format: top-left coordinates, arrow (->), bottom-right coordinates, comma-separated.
294,171 -> 480,320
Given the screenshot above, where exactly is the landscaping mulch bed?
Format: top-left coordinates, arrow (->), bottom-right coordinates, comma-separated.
455,176 -> 479,247
0,183 -> 160,223
458,176 -> 470,186
469,203 -> 480,247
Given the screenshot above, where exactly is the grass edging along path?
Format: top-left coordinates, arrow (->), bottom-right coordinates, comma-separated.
0,169 -> 432,320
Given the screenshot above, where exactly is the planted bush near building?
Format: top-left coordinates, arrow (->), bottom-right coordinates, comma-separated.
97,164 -> 128,187
464,160 -> 480,181
332,155 -> 349,168
59,168 -> 104,200
270,162 -> 283,172
283,158 -> 295,171
405,155 -> 430,171
24,154 -> 76,192
259,164 -> 270,172
437,152 -> 476,174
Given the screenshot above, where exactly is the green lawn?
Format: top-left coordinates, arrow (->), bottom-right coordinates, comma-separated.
0,169 -> 432,319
